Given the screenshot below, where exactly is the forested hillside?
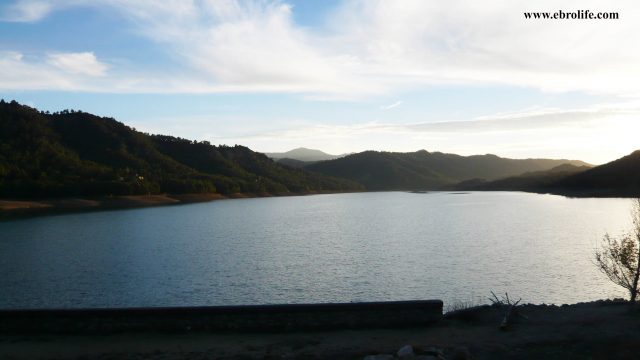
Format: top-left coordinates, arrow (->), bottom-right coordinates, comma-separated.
0,100 -> 362,198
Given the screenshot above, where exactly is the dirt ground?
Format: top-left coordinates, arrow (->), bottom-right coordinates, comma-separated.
1,300 -> 639,359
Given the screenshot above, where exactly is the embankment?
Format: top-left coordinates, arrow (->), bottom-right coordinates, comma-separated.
0,300 -> 443,334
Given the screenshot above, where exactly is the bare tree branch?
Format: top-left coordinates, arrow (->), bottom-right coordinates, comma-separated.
594,198 -> 640,302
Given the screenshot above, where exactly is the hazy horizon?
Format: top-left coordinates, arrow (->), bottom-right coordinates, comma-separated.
262,146 -> 601,162
262,145 -> 598,164
2,0 -> 639,164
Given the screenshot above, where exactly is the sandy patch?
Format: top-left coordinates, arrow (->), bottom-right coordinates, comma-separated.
0,200 -> 52,210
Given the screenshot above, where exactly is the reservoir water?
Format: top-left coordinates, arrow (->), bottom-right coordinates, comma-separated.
0,191 -> 633,309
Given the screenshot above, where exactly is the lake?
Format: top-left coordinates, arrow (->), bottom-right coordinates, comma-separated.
0,191 -> 633,309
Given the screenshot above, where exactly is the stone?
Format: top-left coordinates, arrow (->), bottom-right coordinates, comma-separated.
397,344 -> 415,358
450,346 -> 472,360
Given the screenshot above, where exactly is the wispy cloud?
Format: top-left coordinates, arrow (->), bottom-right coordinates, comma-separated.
0,51 -> 113,91
229,105 -> 636,140
1,0 -> 52,22
381,100 -> 403,110
1,0 -> 640,97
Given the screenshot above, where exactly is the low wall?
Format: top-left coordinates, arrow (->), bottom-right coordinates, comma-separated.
0,300 -> 443,334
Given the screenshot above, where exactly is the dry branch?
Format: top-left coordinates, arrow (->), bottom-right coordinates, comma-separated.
488,291 -> 523,330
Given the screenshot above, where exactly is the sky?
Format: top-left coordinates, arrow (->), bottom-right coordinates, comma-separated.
1,0 -> 640,164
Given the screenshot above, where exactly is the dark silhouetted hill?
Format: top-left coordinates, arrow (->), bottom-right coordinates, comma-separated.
305,150 -> 590,190
451,164 -> 591,192
450,151 -> 640,197
550,150 -> 640,196
0,100 -> 362,198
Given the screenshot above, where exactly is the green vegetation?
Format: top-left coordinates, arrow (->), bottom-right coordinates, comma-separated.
0,100 -> 362,198
306,150 -> 589,191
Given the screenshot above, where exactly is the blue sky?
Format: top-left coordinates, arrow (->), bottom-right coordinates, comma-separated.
1,0 -> 640,164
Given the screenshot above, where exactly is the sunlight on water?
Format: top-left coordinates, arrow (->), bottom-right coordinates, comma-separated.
0,192 -> 633,309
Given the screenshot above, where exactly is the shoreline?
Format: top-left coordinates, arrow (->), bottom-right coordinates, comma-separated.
1,189 -> 636,220
0,190 -> 356,219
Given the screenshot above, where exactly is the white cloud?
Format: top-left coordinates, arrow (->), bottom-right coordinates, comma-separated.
114,0 -> 374,95
0,51 -> 74,90
330,0 -> 640,96
0,51 -> 113,91
1,0 -> 640,97
47,52 -> 109,76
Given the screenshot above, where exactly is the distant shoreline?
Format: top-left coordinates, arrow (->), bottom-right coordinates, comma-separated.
3,189 -> 637,220
0,191 -> 356,219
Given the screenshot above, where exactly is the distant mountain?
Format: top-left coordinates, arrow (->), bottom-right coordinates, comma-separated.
451,164 -> 591,192
264,148 -> 343,162
275,158 -> 315,168
0,100 -> 362,198
305,150 -> 590,191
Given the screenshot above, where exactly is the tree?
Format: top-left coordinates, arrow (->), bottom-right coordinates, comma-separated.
594,198 -> 640,301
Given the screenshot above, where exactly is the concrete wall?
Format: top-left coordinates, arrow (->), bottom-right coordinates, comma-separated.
0,300 -> 443,334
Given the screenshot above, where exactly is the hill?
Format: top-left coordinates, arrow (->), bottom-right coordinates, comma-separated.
0,100 -> 362,198
305,150 -> 590,191
451,164 -> 591,192
550,150 -> 640,197
449,150 -> 640,197
274,158 -> 314,168
264,148 -> 343,162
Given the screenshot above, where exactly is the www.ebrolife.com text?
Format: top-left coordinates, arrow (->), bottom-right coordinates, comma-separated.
524,10 -> 618,20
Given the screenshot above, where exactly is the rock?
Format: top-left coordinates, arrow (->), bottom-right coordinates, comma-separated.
450,346 -> 472,360
397,344 -> 414,358
363,355 -> 394,360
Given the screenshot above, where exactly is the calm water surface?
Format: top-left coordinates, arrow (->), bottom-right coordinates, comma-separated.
0,192 -> 633,309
